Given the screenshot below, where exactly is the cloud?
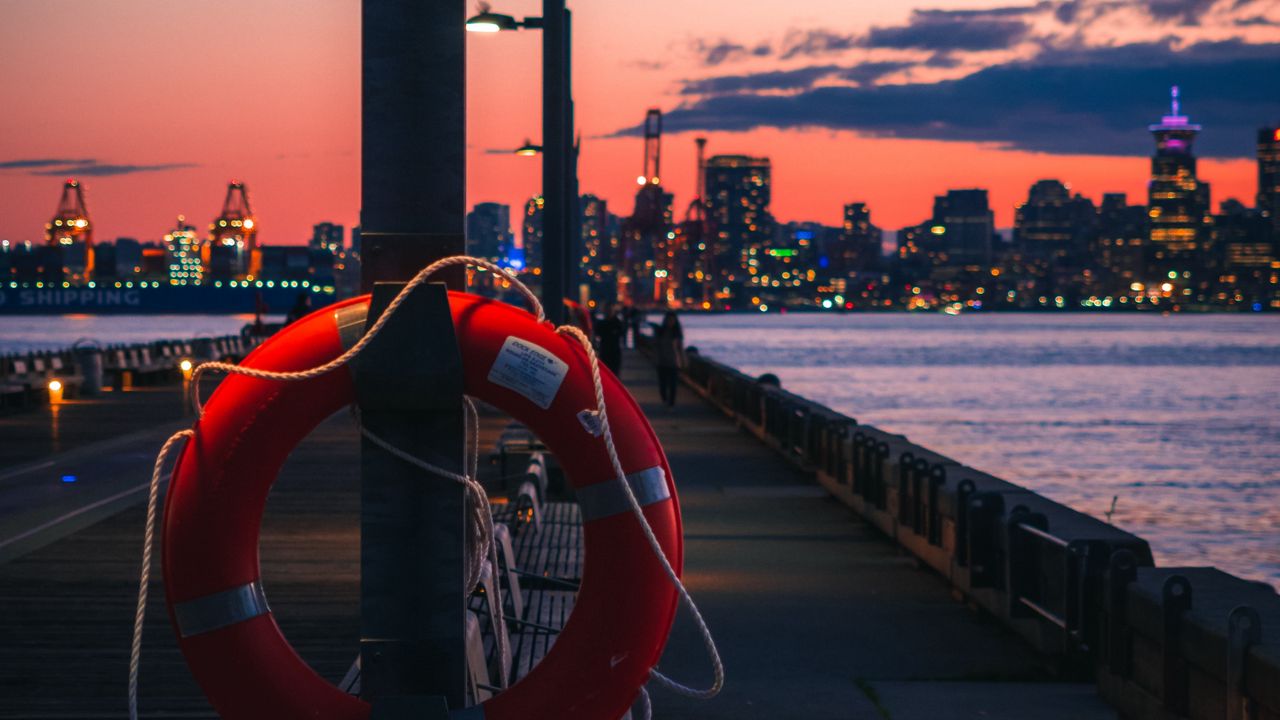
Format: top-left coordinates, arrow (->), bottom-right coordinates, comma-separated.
626,59 -> 668,71
28,162 -> 197,177
680,65 -> 840,95
1234,14 -> 1278,26
864,9 -> 1034,51
691,38 -> 773,66
779,29 -> 858,60
617,40 -> 1280,158
839,61 -> 916,85
0,158 -> 95,170
2,158 -> 198,177
679,60 -> 915,97
1145,0 -> 1218,24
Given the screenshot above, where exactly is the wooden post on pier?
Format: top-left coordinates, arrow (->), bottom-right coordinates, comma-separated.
359,0 -> 467,712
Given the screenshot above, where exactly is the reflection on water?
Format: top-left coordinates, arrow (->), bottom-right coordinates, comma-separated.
0,314 -> 282,353
683,312 -> 1280,588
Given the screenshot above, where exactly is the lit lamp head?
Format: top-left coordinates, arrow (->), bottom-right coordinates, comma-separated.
514,140 -> 543,157
48,379 -> 64,404
179,359 -> 194,381
466,10 -> 519,32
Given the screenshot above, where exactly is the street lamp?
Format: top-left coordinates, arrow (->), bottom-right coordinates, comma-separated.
467,1 -> 575,324
464,11 -> 542,31
514,139 -> 543,156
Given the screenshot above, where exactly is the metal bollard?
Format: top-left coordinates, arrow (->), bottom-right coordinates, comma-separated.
73,340 -> 103,396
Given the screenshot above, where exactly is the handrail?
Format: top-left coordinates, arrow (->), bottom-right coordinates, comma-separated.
675,348 -> 1280,720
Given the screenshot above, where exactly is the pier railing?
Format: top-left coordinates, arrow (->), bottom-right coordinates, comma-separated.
0,333 -> 261,408
673,345 -> 1279,720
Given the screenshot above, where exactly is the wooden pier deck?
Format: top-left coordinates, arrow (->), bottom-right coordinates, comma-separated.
0,350 -> 1117,718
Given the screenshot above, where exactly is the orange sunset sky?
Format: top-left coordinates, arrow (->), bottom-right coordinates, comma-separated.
1,0 -> 1277,246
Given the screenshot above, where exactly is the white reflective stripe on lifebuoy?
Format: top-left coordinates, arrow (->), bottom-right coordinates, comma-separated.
575,466 -> 670,523
173,580 -> 270,638
335,304 -> 368,352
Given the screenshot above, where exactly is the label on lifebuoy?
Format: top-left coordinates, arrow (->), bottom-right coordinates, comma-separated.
488,336 -> 569,409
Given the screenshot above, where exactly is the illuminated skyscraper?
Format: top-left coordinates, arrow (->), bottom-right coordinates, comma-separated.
579,194 -> 620,302
466,203 -> 512,265
1258,126 -> 1280,239
931,189 -> 995,267
310,222 -> 344,255
164,215 -> 203,285
1014,180 -> 1096,265
1096,193 -> 1148,283
705,155 -> 771,290
521,195 -> 544,272
1147,87 -> 1210,271
833,203 -> 882,274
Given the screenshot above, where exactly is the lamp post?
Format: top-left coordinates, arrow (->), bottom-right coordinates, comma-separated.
361,0 -> 467,709
467,1 -> 575,324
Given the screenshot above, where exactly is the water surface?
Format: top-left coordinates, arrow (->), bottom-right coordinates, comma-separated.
681,312 -> 1280,587
0,314 -> 282,353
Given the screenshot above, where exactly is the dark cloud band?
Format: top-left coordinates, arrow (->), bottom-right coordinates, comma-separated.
1,159 -> 198,177
623,42 -> 1280,158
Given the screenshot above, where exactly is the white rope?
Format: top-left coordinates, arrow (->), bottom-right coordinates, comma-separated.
128,428 -> 194,720
187,256 -> 542,416
557,325 -> 725,710
353,400 -> 511,688
130,255 -> 719,717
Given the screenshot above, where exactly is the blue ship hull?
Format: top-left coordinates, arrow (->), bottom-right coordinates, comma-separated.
0,285 -> 338,315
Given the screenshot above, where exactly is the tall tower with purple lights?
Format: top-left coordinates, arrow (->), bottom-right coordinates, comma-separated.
1258,125 -> 1280,239
1147,86 -> 1210,274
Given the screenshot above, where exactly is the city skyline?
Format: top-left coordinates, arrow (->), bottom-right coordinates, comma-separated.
1,0 -> 1278,245
7,104 -> 1276,313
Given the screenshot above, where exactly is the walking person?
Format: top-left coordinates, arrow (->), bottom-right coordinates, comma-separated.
594,304 -> 626,376
625,305 -> 642,349
654,311 -> 684,407
284,293 -> 311,325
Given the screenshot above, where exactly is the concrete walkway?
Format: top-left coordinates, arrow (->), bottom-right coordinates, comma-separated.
617,350 -> 1116,720
0,347 -> 1118,719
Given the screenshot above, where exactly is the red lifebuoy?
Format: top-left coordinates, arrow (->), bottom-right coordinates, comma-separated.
162,292 -> 683,719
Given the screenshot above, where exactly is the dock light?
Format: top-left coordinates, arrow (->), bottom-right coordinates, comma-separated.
48,379 -> 64,404
466,10 -> 518,32
180,359 -> 194,381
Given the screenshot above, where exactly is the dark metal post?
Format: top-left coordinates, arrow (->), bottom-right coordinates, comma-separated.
563,9 -> 580,305
360,0 -> 467,710
362,0 -> 466,292
541,0 -> 566,324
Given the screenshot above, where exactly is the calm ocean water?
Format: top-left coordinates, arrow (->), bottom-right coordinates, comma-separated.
4,312 -> 1278,587
680,312 -> 1280,588
0,314 -> 284,353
